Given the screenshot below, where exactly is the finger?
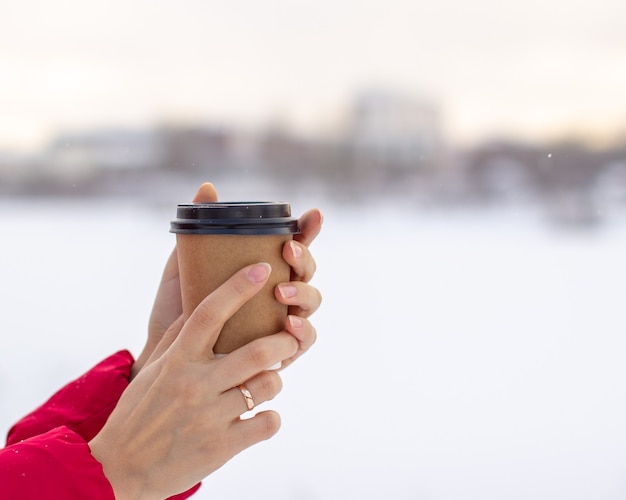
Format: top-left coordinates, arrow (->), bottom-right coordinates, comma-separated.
216,332 -> 298,391
294,208 -> 323,247
282,240 -> 316,282
279,315 -> 317,370
192,182 -> 219,203
275,282 -> 322,318
146,315 -> 185,366
222,370 -> 283,416
173,263 -> 272,360
228,410 -> 282,450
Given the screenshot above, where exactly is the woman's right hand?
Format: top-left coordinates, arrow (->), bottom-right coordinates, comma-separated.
89,262 -> 301,500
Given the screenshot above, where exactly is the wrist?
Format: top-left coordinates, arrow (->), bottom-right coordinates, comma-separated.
89,434 -> 151,500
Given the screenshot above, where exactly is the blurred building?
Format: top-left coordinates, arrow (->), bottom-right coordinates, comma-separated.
345,88 -> 443,175
0,151 -> 40,192
2,90 -> 625,228
45,129 -> 164,178
158,125 -> 230,172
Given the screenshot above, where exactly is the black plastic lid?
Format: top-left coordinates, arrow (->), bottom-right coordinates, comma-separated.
170,202 -> 300,235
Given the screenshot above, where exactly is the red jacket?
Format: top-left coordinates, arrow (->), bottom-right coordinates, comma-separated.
1,350 -> 200,499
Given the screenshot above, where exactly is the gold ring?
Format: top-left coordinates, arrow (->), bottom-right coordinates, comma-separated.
237,383 -> 255,411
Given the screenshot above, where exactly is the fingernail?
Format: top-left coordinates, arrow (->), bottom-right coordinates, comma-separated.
288,315 -> 303,328
290,240 -> 303,258
248,263 -> 271,283
278,284 -> 297,299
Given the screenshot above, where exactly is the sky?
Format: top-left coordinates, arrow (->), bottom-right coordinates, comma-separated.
1,0 -> 626,151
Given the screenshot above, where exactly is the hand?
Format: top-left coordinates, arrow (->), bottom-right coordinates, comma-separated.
90,263 -> 301,499
132,182 -> 323,377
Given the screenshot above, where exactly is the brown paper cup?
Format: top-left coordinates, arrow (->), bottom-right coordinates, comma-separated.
171,202 -> 299,354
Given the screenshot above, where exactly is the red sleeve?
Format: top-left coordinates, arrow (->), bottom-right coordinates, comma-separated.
0,426 -> 201,500
4,350 -> 202,499
0,426 -> 116,499
6,350 -> 135,445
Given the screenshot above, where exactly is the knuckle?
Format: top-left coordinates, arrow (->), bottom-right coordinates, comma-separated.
230,275 -> 250,297
301,286 -> 322,313
308,324 -> 318,347
313,286 -> 322,306
194,300 -> 224,329
308,256 -> 317,279
246,341 -> 274,367
258,371 -> 283,399
286,334 -> 299,355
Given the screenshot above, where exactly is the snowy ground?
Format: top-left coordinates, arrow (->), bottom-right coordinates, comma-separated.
1,194 -> 626,499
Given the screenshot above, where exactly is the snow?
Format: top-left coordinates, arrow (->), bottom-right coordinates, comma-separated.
1,197 -> 626,499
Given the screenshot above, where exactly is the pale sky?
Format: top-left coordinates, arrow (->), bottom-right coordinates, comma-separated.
2,0 -> 626,150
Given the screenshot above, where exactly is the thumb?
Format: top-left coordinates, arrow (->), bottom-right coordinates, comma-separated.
192,182 -> 218,203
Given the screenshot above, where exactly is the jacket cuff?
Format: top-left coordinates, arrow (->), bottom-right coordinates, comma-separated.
6,350 -> 135,445
0,426 -> 116,499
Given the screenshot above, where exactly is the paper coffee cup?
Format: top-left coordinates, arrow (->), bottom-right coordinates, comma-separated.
170,202 -> 299,354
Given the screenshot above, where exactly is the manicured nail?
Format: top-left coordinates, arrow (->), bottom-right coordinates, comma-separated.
288,315 -> 303,328
278,284 -> 297,299
290,240 -> 303,258
248,263 -> 271,283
